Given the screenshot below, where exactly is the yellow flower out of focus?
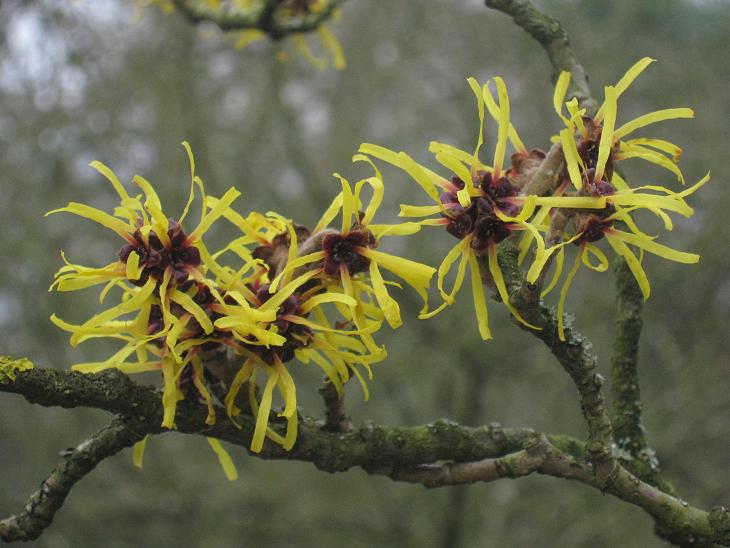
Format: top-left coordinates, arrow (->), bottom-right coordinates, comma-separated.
139,0 -> 346,71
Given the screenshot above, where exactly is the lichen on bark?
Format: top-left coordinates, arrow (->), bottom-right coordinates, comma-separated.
0,356 -> 34,384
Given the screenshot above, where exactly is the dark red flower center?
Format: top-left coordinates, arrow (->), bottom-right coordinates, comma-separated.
119,219 -> 201,286
579,218 -> 609,243
321,229 -> 375,276
440,173 -> 519,250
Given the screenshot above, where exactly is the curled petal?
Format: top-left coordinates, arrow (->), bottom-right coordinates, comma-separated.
557,246 -> 584,341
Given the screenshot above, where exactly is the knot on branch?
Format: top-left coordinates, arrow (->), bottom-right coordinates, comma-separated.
587,440 -> 619,490
488,422 -> 506,443
709,507 -> 730,544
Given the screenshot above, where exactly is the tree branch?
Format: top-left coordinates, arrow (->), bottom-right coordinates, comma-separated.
483,0 -> 595,112
610,259 -> 646,452
0,362 -> 569,469
319,380 -> 352,432
0,417 -> 147,542
610,260 -> 675,494
390,433 -> 730,547
2,361 -> 728,545
491,244 -> 617,486
392,432 -> 584,487
521,141 -> 565,197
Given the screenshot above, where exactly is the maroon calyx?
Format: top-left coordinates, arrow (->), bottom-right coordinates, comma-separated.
252,224 -> 311,278
481,174 -> 517,200
118,218 -> 201,286
480,174 -> 520,217
578,138 -> 600,171
146,305 -> 166,348
445,213 -> 473,240
574,200 -> 616,245
472,215 -> 512,252
439,172 -> 521,250
321,228 -> 375,277
577,217 -> 609,243
286,0 -> 316,15
582,168 -> 615,197
440,176 -> 476,240
576,127 -> 616,181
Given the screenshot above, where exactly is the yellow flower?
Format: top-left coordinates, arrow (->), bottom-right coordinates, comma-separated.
361,77 -> 605,339
174,164 -> 398,453
525,169 -> 710,341
219,282 -> 385,453
526,61 -> 712,340
48,143 -> 263,430
48,141 -> 397,462
48,142 -> 243,352
148,0 -> 348,71
267,155 -> 436,332
553,58 -> 692,185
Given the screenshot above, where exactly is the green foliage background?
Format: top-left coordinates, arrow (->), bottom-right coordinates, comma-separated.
0,1 -> 728,546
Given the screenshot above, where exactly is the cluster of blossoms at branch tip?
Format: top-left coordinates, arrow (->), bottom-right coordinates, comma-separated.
360,56 -> 708,341
50,57 -> 708,476
49,142 -> 433,474
140,0 -> 345,70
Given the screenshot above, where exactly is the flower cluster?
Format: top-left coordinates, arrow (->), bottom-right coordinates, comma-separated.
50,142 -> 433,464
360,58 -> 708,340
51,58 -> 708,474
530,58 -> 709,338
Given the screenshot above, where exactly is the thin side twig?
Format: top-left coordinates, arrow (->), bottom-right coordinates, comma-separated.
491,244 -> 617,486
610,260 -> 675,494
319,380 -> 352,432
0,417 -> 147,542
389,434 -> 730,547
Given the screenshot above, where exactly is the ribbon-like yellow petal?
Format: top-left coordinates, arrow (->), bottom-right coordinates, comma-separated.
368,261 -> 402,329
490,76 -> 511,178
605,232 -> 650,300
613,108 -> 694,141
559,129 -> 584,190
467,251 -> 491,340
250,368 -> 279,453
595,86 -> 617,182
207,438 -> 239,481
557,246 -> 583,341
553,71 -> 572,123
46,203 -> 131,239
487,243 -> 540,330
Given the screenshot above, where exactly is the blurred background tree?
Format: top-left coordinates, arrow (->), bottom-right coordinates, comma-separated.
0,0 -> 728,546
